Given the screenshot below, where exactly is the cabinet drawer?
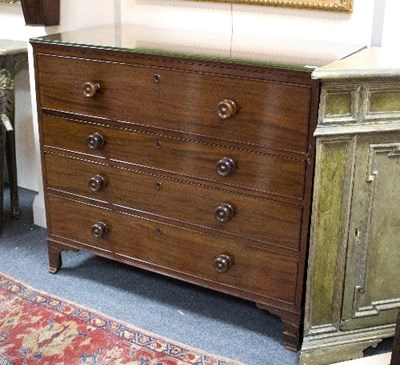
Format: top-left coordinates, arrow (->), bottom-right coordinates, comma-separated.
42,115 -> 306,200
47,194 -> 298,304
36,55 -> 158,126
157,68 -> 312,153
37,55 -> 311,152
45,153 -> 303,250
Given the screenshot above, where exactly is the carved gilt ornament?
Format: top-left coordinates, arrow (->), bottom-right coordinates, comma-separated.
193,0 -> 352,12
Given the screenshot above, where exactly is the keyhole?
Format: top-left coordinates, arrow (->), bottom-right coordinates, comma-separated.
153,74 -> 161,83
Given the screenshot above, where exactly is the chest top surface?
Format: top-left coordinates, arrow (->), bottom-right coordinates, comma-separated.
30,24 -> 364,72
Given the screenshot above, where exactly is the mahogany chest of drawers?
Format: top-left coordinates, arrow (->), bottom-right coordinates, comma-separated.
31,26 -> 320,351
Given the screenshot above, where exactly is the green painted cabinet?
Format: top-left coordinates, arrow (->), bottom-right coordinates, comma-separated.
300,48 -> 400,364
342,132 -> 400,332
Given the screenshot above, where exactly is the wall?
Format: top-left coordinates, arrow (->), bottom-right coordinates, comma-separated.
0,0 -> 397,227
121,0 -> 375,46
381,0 -> 400,48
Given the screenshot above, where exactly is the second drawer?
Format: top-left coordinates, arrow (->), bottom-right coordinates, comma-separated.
42,115 -> 306,200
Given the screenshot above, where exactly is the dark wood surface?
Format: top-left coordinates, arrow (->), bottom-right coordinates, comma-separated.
42,115 -> 307,201
32,39 -> 320,351
36,51 -> 312,154
47,193 -> 299,304
44,152 -> 303,251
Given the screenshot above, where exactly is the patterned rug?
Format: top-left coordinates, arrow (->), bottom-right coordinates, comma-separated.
0,273 -> 244,365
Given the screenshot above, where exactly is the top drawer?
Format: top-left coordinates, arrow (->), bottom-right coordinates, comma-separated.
36,54 -> 312,153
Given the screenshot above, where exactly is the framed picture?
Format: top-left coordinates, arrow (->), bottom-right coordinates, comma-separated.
18,0 -> 60,25
195,0 -> 352,12
0,0 -> 352,12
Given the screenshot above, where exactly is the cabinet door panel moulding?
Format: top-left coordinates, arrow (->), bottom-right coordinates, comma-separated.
301,51 -> 400,365
341,139 -> 400,331
304,136 -> 356,337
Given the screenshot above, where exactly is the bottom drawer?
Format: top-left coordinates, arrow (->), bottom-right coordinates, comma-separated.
47,194 -> 299,304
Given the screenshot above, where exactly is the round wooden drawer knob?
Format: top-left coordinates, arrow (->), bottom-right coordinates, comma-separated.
88,175 -> 106,192
83,81 -> 100,98
91,221 -> 108,238
216,157 -> 236,176
214,254 -> 232,273
217,99 -> 237,119
215,203 -> 235,223
86,132 -> 105,150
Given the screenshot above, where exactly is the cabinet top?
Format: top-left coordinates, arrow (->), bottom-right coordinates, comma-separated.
30,24 -> 363,72
312,47 -> 400,79
0,39 -> 28,56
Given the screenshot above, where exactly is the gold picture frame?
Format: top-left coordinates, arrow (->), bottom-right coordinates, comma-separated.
197,0 -> 353,12
0,0 -> 352,12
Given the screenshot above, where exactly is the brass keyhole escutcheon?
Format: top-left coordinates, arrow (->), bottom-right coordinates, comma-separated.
153,74 -> 161,83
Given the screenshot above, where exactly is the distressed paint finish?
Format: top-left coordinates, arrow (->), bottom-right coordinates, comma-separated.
307,138 -> 353,327
301,47 -> 400,365
318,83 -> 360,125
341,134 -> 400,330
325,92 -> 353,117
369,91 -> 400,113
300,340 -> 384,365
